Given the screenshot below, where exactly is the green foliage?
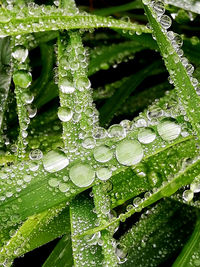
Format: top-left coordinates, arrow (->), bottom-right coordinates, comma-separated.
0,0 -> 200,266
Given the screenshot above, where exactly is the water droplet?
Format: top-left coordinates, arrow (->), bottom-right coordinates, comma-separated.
138,128 -> 156,144
24,175 -> 31,183
69,163 -> 95,187
58,182 -> 69,192
96,167 -> 112,181
92,127 -> 107,139
59,78 -> 75,94
108,124 -> 126,139
93,145 -> 113,163
29,149 -> 43,160
12,45 -> 28,63
43,149 -> 69,173
190,182 -> 200,193
160,15 -> 172,29
153,1 -> 165,17
58,107 -> 73,122
157,119 -> 181,141
48,178 -> 59,187
21,91 -> 34,104
82,137 -> 95,149
182,189 -> 194,202
13,71 -> 32,88
75,76 -> 91,91
116,140 -> 143,166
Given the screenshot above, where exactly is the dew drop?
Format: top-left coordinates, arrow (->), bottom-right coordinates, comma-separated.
69,163 -> 95,187
157,119 -> 181,141
82,137 -> 95,149
138,128 -> 156,144
116,140 -> 143,166
190,182 -> 200,193
96,167 -> 112,181
58,182 -> 69,192
153,1 -> 165,17
59,78 -> 75,94
12,45 -> 28,63
48,178 -> 59,187
75,76 -> 91,91
160,15 -> 172,29
182,189 -> 194,202
13,71 -> 32,88
93,145 -> 113,163
43,149 -> 69,173
29,149 -> 43,160
108,124 -> 126,139
58,107 -> 73,122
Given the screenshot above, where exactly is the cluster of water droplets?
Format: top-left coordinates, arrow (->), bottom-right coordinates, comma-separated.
182,176 -> 200,202
144,0 -> 200,98
12,38 -> 36,157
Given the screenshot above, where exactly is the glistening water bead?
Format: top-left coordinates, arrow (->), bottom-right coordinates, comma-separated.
58,107 -> 73,122
69,163 -> 95,187
59,78 -> 75,94
138,128 -> 156,144
43,149 -> 69,173
157,120 -> 181,141
13,71 -> 32,88
96,167 -> 112,181
12,45 -> 28,63
116,140 -> 143,166
159,15 -> 172,29
93,145 -> 113,163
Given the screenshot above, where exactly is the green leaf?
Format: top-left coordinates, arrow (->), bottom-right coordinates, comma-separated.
0,8 -> 151,36
0,37 -> 11,144
120,199 -> 196,267
99,60 -> 165,126
70,194 -> 104,266
43,234 -> 73,267
0,204 -> 70,265
92,0 -> 142,16
172,215 -> 200,267
143,2 -> 200,139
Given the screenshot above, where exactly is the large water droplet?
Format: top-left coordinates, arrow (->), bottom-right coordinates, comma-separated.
69,163 -> 95,187
93,145 -> 113,163
58,107 -> 73,122
116,140 -> 143,166
59,78 -> 75,94
75,76 -> 91,91
13,71 -> 32,88
96,167 -> 112,181
82,137 -> 95,149
157,119 -> 181,141
43,149 -> 69,173
153,1 -> 165,17
159,15 -> 172,29
182,190 -> 193,202
108,124 -> 126,139
12,45 -> 28,63
138,128 -> 156,144
29,149 -> 43,160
